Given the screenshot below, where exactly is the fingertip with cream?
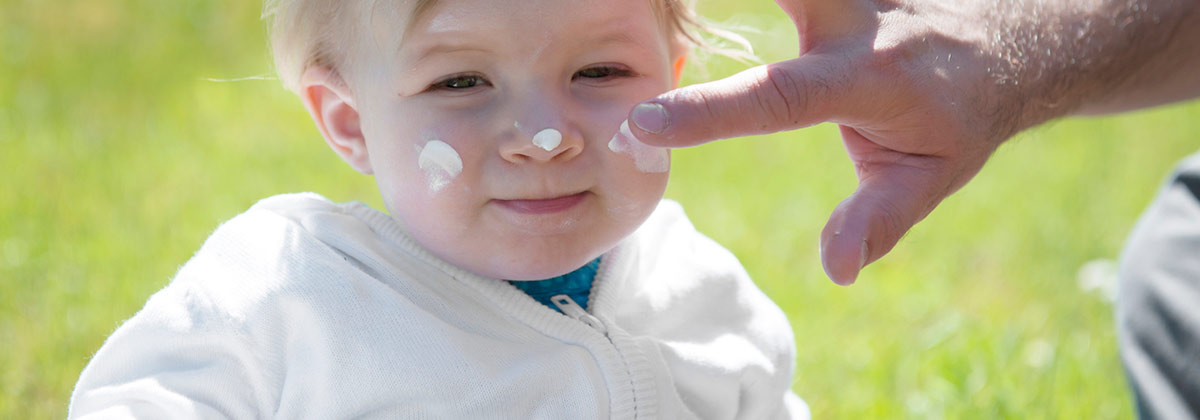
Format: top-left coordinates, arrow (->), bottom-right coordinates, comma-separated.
608,119 -> 668,173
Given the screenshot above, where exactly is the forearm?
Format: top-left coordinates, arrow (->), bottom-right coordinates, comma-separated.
987,0 -> 1200,125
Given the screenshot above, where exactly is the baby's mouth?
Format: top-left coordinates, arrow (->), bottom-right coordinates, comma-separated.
494,191 -> 590,214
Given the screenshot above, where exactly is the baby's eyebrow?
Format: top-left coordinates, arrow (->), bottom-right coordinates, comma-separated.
410,42 -> 491,63
590,32 -> 640,48
406,31 -> 651,65
583,26 -> 660,56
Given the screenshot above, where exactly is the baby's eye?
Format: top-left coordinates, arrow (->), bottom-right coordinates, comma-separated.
431,73 -> 490,90
573,65 -> 635,80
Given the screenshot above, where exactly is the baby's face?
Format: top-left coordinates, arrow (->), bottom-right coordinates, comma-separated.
345,0 -> 678,280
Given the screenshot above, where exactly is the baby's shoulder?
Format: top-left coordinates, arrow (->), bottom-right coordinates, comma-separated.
245,191 -> 346,220
617,200 -> 795,366
635,199 -> 746,280
190,193 -> 349,271
621,200 -> 772,318
165,193 -> 387,315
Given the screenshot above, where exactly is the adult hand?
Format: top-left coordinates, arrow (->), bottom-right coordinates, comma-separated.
628,0 -> 1200,285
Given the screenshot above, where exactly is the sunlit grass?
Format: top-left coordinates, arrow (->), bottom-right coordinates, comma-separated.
3,0 -> 1197,418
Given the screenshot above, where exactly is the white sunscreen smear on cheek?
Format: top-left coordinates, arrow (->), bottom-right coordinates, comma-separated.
531,128 -> 563,152
417,140 -> 463,192
608,120 -> 668,173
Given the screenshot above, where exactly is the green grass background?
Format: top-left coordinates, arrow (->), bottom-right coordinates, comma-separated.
3,0 -> 1197,418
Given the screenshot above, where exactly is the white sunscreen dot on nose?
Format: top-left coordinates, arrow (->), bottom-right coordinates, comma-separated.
417,140 -> 463,192
608,120 -> 668,173
531,128 -> 562,152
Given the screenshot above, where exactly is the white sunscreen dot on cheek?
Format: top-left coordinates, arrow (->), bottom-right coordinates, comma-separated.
417,140 -> 463,192
608,120 -> 668,173
531,128 -> 563,151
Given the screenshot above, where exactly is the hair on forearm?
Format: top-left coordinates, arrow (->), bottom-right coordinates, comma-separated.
984,0 -> 1196,128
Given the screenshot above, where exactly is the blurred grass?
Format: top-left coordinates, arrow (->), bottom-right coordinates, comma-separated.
2,0 -> 1196,418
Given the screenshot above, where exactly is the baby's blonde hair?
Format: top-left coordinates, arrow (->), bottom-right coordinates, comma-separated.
263,0 -> 746,93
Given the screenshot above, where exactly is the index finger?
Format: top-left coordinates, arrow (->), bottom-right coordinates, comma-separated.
627,54 -> 855,147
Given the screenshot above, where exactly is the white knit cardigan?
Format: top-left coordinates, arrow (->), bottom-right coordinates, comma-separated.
70,193 -> 808,419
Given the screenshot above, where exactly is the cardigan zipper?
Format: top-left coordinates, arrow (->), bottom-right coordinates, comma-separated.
551,294 -> 608,336
552,294 -> 651,418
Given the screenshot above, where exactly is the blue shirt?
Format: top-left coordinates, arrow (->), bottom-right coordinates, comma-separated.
507,258 -> 600,313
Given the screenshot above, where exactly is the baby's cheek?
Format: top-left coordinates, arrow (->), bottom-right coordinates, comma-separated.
383,185 -> 473,248
603,169 -> 669,223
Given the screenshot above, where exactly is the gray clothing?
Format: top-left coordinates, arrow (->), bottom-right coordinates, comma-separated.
1119,153 -> 1200,420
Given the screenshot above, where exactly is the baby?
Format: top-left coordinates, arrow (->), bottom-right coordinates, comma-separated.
69,0 -> 808,418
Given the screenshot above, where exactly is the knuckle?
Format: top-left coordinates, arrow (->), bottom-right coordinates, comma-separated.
869,44 -> 930,96
873,194 -> 914,246
749,66 -> 810,130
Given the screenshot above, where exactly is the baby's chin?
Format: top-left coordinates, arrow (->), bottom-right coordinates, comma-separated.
478,252 -> 606,281
436,242 -> 611,281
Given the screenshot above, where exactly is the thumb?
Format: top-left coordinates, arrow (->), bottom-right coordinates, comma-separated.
627,54 -> 854,147
820,130 -> 958,285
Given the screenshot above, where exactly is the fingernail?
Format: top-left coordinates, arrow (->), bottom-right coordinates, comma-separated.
859,239 -> 869,270
632,102 -> 669,133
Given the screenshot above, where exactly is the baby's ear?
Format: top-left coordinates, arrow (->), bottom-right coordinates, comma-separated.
671,54 -> 687,88
299,66 -> 373,175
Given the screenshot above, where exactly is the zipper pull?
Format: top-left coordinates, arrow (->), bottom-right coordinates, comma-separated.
551,294 -> 607,335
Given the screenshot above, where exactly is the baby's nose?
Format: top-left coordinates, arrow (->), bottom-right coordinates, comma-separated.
501,126 -> 583,164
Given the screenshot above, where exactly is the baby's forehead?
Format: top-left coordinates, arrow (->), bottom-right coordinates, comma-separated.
353,0 -> 671,55
266,0 -> 695,93
360,0 -> 666,36
359,0 -> 435,35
